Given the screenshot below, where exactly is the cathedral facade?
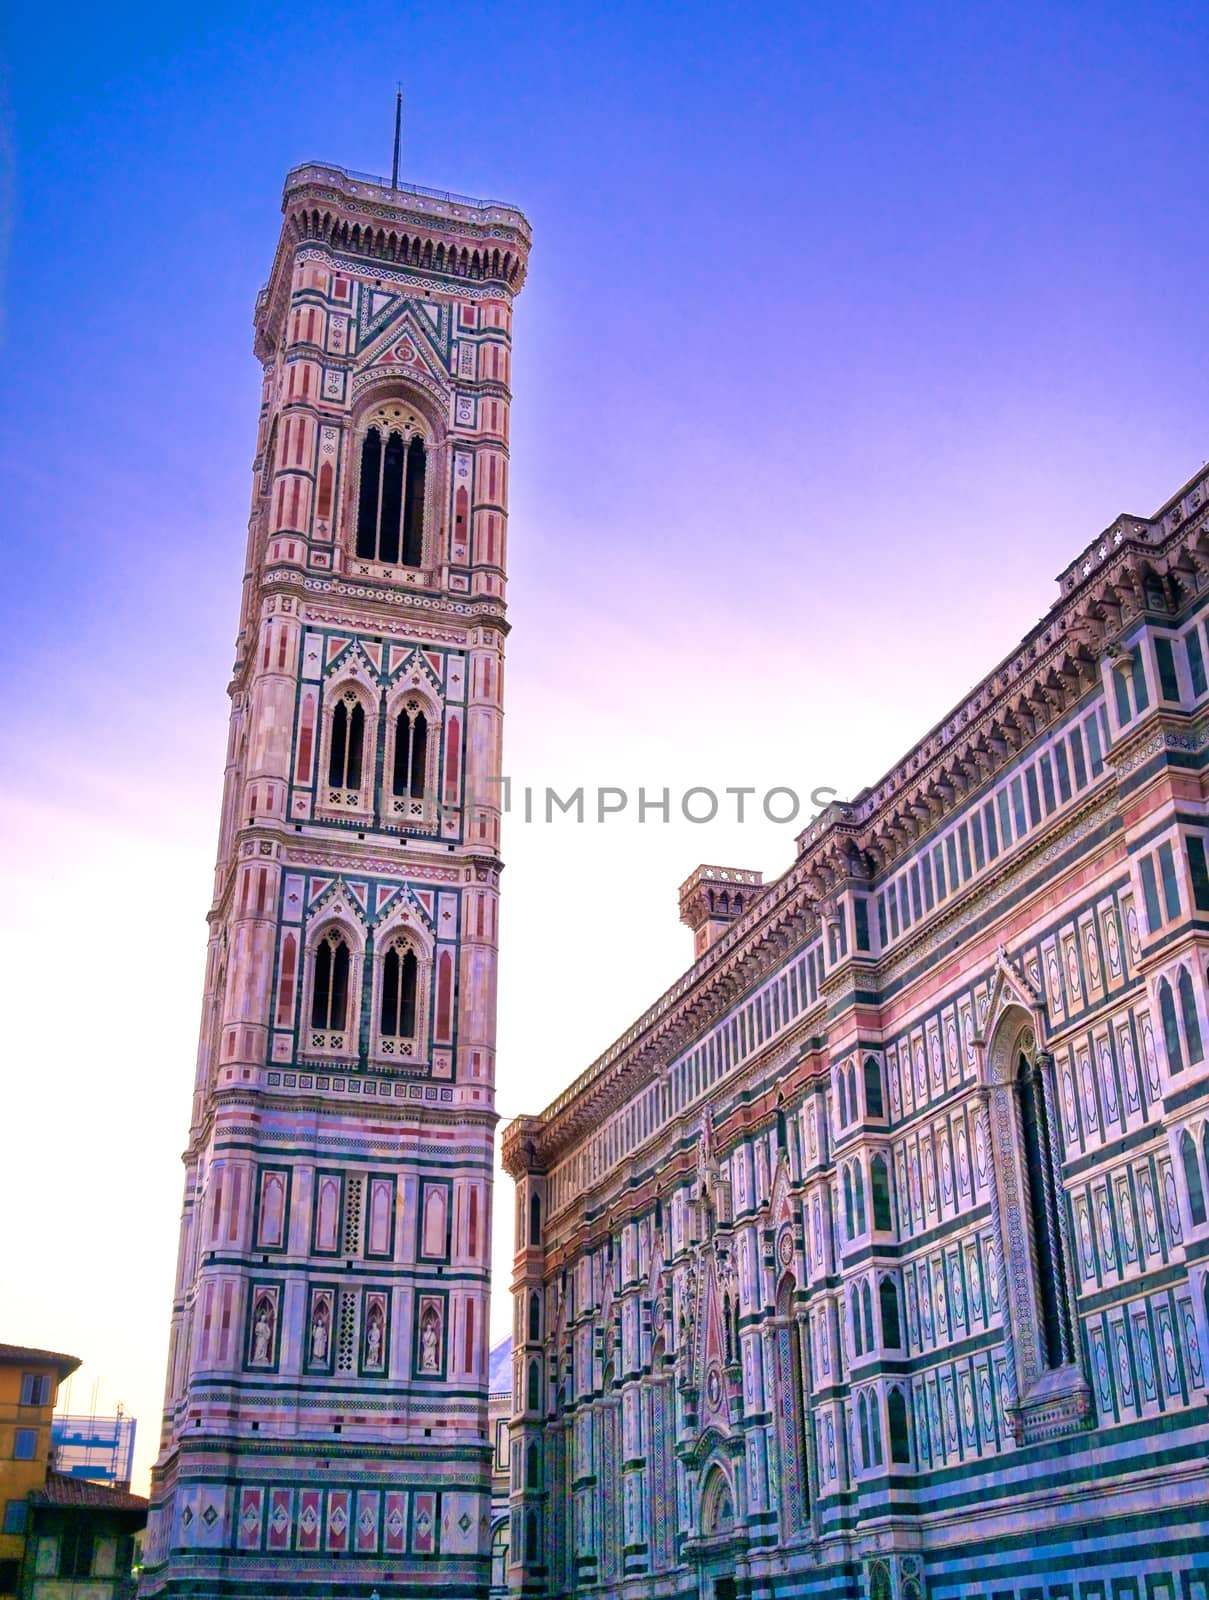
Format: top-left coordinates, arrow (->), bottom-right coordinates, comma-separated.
142,162 -> 529,1597
503,469 -> 1209,1600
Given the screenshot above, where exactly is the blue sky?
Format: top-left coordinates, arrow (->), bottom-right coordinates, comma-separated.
1,0 -> 1207,1490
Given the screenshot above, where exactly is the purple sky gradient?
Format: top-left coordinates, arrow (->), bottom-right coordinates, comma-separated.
1,0 -> 1207,1492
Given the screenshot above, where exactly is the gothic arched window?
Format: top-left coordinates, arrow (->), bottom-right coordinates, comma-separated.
391,704 -> 429,802
529,1193 -> 542,1247
1181,1130 -> 1207,1226
773,1272 -> 809,1534
982,1014 -> 1087,1443
526,1440 -> 541,1489
311,930 -> 350,1033
879,1276 -> 902,1349
864,1055 -> 884,1117
380,941 -> 418,1040
327,693 -> 365,791
861,1281 -> 874,1351
356,423 -> 427,566
1179,967 -> 1203,1065
869,1391 -> 883,1465
526,1358 -> 541,1412
871,1154 -> 892,1231
888,1387 -> 910,1463
1016,1053 -> 1069,1369
528,1291 -> 541,1342
853,1163 -> 867,1235
837,1070 -> 849,1126
1160,977 -> 1184,1073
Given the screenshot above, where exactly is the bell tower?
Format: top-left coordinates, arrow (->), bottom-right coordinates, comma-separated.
142,162 -> 530,1598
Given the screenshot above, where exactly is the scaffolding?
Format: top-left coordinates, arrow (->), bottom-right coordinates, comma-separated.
50,1406 -> 136,1488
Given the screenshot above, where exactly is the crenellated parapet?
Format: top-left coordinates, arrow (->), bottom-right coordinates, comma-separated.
254,163 -> 531,361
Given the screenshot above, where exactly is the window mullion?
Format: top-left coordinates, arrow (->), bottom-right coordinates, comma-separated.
375,441 -> 386,562
399,429 -> 410,558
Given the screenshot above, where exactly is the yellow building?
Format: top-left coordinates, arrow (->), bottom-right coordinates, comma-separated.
0,1345 -> 80,1598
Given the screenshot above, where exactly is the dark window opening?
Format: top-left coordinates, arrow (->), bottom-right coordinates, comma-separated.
1017,1053 -> 1068,1370
403,434 -> 426,565
863,1056 -> 883,1118
328,697 -> 365,790
1187,627 -> 1208,698
1159,841 -> 1181,921
879,1277 -> 902,1349
1179,967 -> 1203,1065
1181,1130 -> 1206,1226
870,1155 -> 892,1231
19,1374 -> 50,1406
355,427 -> 382,557
355,425 -> 426,565
1131,648 -> 1150,712
888,1388 -> 910,1463
381,944 -> 418,1038
1189,836 -> 1209,912
1156,636 -> 1180,702
59,1525 -> 95,1580
1140,855 -> 1163,935
312,933 -> 350,1032
378,430 -> 405,563
1160,977 -> 1184,1073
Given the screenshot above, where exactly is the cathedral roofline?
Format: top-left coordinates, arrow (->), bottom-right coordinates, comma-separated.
795,456 -> 1209,881
501,453 -> 1209,1174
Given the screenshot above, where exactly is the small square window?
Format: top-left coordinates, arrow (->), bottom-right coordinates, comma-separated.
2,1500 -> 27,1535
19,1373 -> 50,1407
13,1428 -> 36,1460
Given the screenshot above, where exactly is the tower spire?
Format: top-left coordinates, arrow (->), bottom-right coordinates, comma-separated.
391,85 -> 402,188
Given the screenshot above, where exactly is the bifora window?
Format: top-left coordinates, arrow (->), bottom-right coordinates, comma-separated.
328,691 -> 366,790
311,930 -> 351,1033
392,702 -> 428,800
381,939 -> 418,1040
355,416 -> 426,566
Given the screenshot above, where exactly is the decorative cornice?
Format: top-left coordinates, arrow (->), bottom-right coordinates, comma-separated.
793,465 -> 1209,887
255,163 -> 531,361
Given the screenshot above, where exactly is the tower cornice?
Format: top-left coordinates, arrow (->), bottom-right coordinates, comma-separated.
255,162 -> 532,360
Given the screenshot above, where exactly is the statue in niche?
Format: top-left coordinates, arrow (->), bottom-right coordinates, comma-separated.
420,1306 -> 440,1371
310,1300 -> 330,1363
252,1296 -> 274,1365
366,1304 -> 385,1369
